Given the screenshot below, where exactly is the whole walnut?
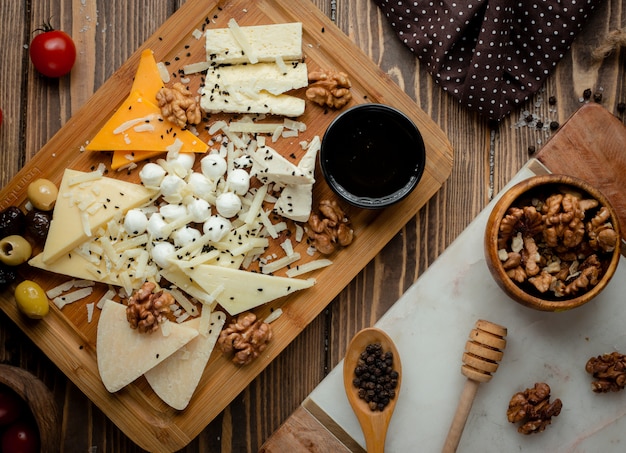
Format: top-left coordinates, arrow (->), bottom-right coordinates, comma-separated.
126,282 -> 173,333
218,312 -> 272,365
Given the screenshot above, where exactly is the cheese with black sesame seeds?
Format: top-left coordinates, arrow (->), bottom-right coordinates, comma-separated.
178,262 -> 315,315
41,169 -> 158,264
205,22 -> 302,65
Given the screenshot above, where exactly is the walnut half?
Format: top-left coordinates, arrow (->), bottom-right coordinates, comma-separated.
217,312 -> 272,365
507,382 -> 562,435
306,70 -> 352,109
305,199 -> 354,254
156,82 -> 202,128
125,282 -> 173,334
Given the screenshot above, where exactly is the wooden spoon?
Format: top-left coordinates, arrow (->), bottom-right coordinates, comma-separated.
343,327 -> 402,453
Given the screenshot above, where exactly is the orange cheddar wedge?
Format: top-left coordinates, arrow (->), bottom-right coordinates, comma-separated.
85,90 -> 208,153
111,150 -> 171,170
131,49 -> 164,101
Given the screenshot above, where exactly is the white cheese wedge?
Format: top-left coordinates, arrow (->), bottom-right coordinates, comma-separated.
42,169 -> 157,264
200,87 -> 305,117
178,263 -> 315,315
204,62 -> 308,96
251,145 -> 314,185
205,22 -> 302,65
144,312 -> 226,410
274,183 -> 313,222
96,299 -> 198,393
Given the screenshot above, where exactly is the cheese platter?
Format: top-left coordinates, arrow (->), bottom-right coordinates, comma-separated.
0,0 -> 452,451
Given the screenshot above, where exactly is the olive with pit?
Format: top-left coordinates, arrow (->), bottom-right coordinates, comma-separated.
14,280 -> 49,319
27,179 -> 58,211
0,235 -> 32,266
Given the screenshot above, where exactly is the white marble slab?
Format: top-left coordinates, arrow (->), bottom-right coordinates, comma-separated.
308,161 -> 626,452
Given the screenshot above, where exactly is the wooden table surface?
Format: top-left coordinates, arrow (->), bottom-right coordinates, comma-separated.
1,0 -> 625,451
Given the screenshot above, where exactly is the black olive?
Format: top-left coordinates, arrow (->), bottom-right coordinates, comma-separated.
25,210 -> 52,242
0,206 -> 25,238
0,262 -> 18,288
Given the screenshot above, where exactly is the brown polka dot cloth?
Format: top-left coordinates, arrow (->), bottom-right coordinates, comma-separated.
373,0 -> 603,120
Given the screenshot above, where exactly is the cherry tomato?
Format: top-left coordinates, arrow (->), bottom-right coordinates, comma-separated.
1,421 -> 39,453
29,22 -> 76,78
0,387 -> 23,426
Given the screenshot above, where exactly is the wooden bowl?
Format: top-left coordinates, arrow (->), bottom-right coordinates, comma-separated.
0,364 -> 61,452
484,174 -> 621,311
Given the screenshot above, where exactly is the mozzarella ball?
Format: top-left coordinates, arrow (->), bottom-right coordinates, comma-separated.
139,162 -> 166,187
228,168 -> 250,195
215,192 -> 242,218
167,152 -> 195,175
233,154 -> 254,169
160,174 -> 186,198
172,226 -> 202,248
203,215 -> 232,242
187,198 -> 212,223
187,172 -> 215,199
147,213 -> 168,239
160,203 -> 187,222
151,242 -> 176,268
201,154 -> 227,179
123,209 -> 148,236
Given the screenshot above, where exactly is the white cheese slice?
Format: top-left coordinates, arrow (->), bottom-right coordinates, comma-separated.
274,183 -> 313,222
205,22 -> 302,65
200,87 -> 305,117
204,62 -> 308,97
178,263 -> 315,315
144,312 -> 226,410
96,299 -> 198,393
42,169 -> 157,264
251,145 -> 314,185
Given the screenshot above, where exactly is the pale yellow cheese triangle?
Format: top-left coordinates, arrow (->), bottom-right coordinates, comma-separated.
179,263 -> 314,316
41,169 -> 157,264
96,299 -> 198,393
144,311 -> 226,410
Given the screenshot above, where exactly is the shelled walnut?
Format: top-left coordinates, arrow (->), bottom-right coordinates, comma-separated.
156,82 -> 202,128
585,352 -> 626,392
217,312 -> 272,365
507,382 -> 562,435
497,187 -> 618,298
306,70 -> 352,109
305,199 -> 354,254
125,281 -> 172,333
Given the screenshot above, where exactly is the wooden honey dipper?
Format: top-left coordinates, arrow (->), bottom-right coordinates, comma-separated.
442,319 -> 507,453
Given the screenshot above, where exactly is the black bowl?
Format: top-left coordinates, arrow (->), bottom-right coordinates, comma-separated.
320,104 -> 426,209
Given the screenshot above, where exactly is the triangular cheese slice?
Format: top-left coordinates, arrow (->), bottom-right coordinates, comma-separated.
97,299 -> 198,393
130,49 -> 164,101
144,312 -> 226,410
251,145 -> 314,185
85,90 -> 208,153
110,150 -> 169,170
179,263 -> 315,315
41,169 -> 157,264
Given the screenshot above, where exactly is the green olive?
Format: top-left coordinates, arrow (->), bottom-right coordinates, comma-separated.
15,280 -> 49,319
27,178 -> 58,211
0,235 -> 32,266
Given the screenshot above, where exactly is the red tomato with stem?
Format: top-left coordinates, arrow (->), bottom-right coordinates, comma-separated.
29,21 -> 76,78
1,421 -> 40,453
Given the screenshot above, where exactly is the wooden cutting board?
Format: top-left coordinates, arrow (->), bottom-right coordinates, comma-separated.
0,0 -> 452,451
262,102 -> 626,452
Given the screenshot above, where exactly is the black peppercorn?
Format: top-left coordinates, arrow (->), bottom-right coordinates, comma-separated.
548,96 -> 557,105
352,342 -> 399,411
549,121 -> 560,131
536,121 -> 544,129
593,92 -> 603,103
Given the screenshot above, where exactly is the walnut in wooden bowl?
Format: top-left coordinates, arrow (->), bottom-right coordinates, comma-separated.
484,175 -> 621,311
